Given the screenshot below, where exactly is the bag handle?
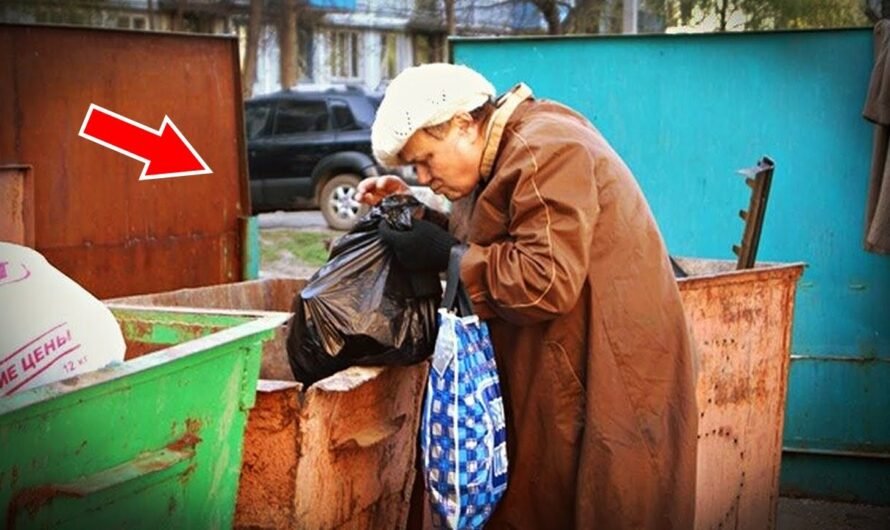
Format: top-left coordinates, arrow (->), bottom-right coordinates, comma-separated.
441,245 -> 473,316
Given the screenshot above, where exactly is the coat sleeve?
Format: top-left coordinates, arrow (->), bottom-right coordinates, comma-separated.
460,133 -> 599,325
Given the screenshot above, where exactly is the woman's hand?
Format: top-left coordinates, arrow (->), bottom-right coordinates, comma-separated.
355,175 -> 411,206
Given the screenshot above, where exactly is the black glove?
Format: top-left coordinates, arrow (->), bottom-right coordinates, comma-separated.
378,218 -> 458,273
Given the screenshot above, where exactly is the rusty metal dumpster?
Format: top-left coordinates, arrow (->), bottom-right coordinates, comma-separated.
0,306 -> 287,529
676,259 -> 805,530
0,24 -> 253,299
113,258 -> 803,530
111,278 -> 427,530
0,165 -> 33,247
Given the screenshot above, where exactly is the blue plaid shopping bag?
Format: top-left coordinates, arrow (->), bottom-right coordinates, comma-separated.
420,248 -> 508,530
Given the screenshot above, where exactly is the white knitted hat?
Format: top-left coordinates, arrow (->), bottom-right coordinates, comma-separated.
371,63 -> 496,167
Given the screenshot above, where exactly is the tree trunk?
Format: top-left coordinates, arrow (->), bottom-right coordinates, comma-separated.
545,8 -> 561,34
533,0 -> 562,35
718,0 -> 728,31
444,0 -> 455,60
242,0 -> 263,99
560,0 -> 601,35
279,0 -> 299,90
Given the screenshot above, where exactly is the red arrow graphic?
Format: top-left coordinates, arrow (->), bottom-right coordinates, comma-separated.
78,104 -> 211,180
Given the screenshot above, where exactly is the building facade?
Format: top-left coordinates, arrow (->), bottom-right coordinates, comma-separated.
1,0 -> 662,95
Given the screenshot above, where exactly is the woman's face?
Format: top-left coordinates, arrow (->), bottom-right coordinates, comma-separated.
399,112 -> 485,201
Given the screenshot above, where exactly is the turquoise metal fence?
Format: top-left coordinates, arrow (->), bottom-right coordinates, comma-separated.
453,28 -> 889,505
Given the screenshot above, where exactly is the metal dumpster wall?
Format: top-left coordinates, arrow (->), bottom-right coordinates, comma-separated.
678,262 -> 803,529
110,279 -> 427,530
0,307 -> 284,529
0,24 -> 249,298
0,165 -> 33,246
452,29 -> 890,505
110,278 -> 302,380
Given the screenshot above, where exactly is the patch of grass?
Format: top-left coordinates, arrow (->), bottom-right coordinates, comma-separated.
260,229 -> 338,267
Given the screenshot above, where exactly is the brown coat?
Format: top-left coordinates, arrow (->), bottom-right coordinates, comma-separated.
863,19 -> 890,254
456,97 -> 698,529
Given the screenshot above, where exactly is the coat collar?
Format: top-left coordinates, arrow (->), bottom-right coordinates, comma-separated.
479,83 -> 534,180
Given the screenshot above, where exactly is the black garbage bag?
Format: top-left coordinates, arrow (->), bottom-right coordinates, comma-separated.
286,195 -> 443,386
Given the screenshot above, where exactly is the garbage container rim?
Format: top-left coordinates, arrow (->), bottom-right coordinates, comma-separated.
102,277 -> 312,304
675,260 -> 806,287
105,303 -> 294,320
0,307 -> 290,416
257,379 -> 301,393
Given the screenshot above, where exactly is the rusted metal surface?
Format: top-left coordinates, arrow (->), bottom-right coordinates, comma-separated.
114,278 -> 426,530
6,485 -> 81,530
123,341 -> 169,360
6,429 -> 201,529
232,363 -> 428,530
733,157 -> 775,270
0,165 -> 34,246
110,278 -> 304,379
234,381 -> 302,530
0,306 -> 289,529
166,418 -> 203,453
0,24 -> 249,298
109,278 -> 303,312
288,363 -> 427,530
675,258 -> 805,530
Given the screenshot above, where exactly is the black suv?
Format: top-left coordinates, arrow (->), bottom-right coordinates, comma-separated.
245,86 -> 385,230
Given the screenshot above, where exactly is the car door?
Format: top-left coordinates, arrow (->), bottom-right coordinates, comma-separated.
244,101 -> 275,209
254,97 -> 334,209
330,98 -> 371,155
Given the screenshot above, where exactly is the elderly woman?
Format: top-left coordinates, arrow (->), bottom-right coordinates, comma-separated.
358,63 -> 697,529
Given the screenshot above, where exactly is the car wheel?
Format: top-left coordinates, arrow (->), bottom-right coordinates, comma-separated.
319,173 -> 368,231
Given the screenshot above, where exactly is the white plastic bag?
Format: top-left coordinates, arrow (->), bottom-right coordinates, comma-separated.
0,242 -> 126,397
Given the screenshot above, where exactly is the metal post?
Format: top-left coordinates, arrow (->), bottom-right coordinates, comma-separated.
733,157 -> 775,270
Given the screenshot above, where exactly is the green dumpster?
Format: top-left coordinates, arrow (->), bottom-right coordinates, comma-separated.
0,305 -> 289,530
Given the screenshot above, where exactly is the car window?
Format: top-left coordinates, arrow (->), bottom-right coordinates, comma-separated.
348,96 -> 377,128
245,103 -> 273,139
274,100 -> 329,135
330,100 -> 357,130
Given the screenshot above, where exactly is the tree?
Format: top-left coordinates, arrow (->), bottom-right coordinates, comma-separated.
554,0 -> 871,34
242,0 -> 264,98
672,0 -> 870,31
279,0 -> 300,90
561,0 -> 624,35
531,0 -> 566,34
759,0 -> 870,30
444,0 -> 456,58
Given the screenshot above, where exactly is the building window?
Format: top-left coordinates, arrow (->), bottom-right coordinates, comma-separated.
330,30 -> 360,80
116,14 -> 149,30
